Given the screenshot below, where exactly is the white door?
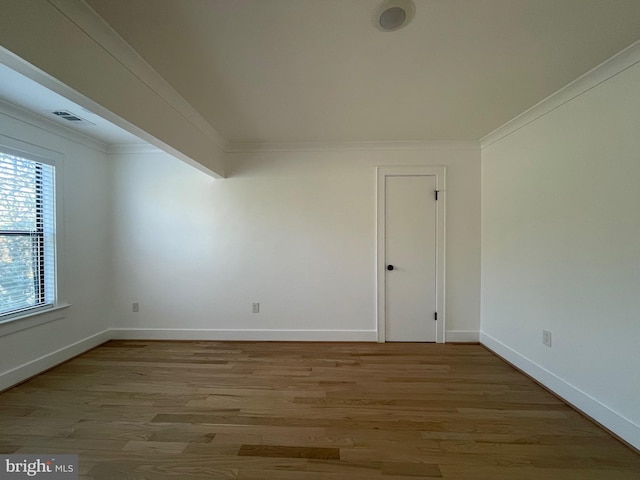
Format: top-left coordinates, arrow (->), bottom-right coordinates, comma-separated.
384,174 -> 438,342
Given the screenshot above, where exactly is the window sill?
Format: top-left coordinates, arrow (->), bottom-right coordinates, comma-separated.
0,304 -> 71,338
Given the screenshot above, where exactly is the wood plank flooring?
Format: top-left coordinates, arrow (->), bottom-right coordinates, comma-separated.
0,341 -> 638,479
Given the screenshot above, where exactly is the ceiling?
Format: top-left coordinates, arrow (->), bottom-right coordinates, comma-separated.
0,62 -> 142,145
82,0 -> 640,145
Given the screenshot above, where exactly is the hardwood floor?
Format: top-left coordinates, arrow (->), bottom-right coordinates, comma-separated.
1,341 -> 638,479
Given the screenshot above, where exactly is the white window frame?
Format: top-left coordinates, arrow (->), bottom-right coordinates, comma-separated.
0,135 -> 68,335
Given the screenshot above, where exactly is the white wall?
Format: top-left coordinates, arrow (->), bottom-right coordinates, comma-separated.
0,103 -> 113,390
481,57 -> 640,448
111,145 -> 481,341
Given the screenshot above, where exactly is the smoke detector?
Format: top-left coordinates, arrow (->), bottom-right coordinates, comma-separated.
50,110 -> 95,126
373,0 -> 415,32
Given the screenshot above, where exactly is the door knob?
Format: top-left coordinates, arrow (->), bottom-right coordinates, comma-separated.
387,265 -> 394,271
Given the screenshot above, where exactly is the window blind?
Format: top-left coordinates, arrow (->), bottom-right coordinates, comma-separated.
0,151 -> 56,318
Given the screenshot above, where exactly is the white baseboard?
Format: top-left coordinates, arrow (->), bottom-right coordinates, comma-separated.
0,329 -> 112,392
110,328 -> 378,342
445,330 -> 479,342
480,331 -> 640,451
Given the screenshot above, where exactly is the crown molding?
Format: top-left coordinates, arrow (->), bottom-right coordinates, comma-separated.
481,40 -> 640,149
106,143 -> 164,155
0,97 -> 108,153
48,0 -> 228,152
226,140 -> 479,153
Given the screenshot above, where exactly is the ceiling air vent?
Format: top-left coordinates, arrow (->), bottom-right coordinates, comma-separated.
51,110 -> 95,126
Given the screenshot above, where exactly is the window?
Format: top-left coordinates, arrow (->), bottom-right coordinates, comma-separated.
0,150 -> 56,318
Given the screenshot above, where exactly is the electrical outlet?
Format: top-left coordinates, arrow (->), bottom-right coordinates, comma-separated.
542,330 -> 552,347
252,302 -> 260,313
132,302 -> 139,313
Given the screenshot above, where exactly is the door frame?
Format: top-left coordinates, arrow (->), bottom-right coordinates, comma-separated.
376,166 -> 446,343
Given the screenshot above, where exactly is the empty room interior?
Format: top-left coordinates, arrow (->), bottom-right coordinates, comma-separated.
0,0 -> 639,478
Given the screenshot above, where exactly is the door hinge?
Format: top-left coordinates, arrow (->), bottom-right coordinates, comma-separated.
434,312 -> 438,321
434,190 -> 439,201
